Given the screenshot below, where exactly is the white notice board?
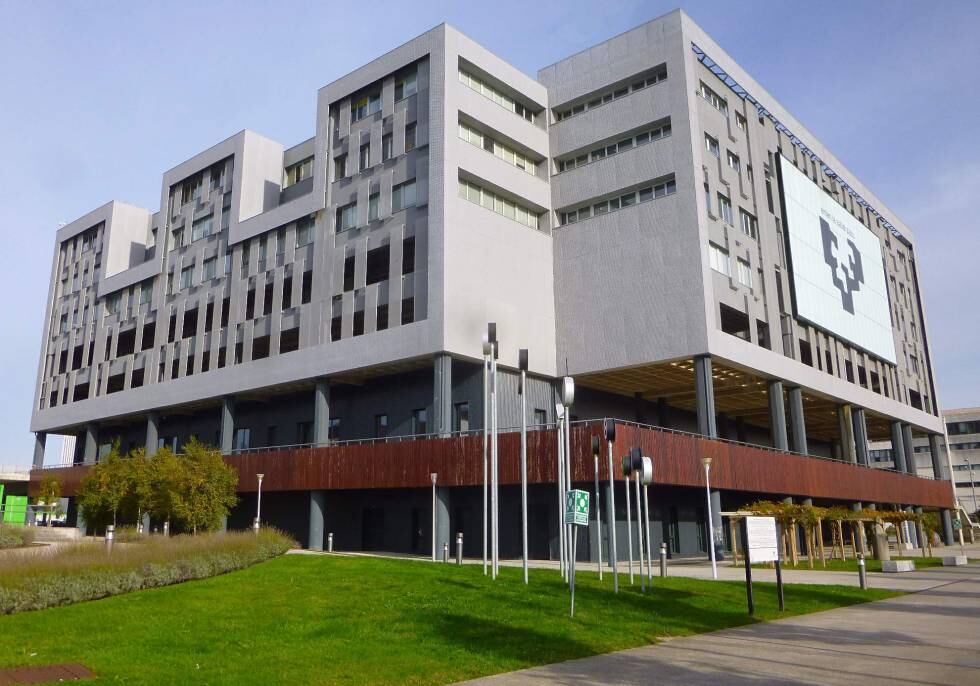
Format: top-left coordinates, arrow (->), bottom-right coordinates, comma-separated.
745,516 -> 779,563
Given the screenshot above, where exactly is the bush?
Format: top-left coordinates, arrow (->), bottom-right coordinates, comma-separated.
0,526 -> 36,550
0,529 -> 294,614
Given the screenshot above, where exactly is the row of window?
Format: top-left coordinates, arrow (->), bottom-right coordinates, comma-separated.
350,69 -> 418,123
553,66 -> 667,122
458,122 -> 536,175
334,124 -> 417,180
457,178 -> 540,229
708,243 -> 753,288
283,157 -> 313,188
342,237 -> 415,292
557,177 -> 677,226
556,121 -> 671,173
458,68 -> 535,122
336,179 -> 417,232
698,81 -> 727,114
703,183 -> 758,239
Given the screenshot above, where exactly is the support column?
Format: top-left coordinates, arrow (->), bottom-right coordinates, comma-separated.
433,353 -> 452,437
890,420 -> 908,473
314,379 -> 330,446
928,433 -> 948,481
852,408 -> 869,466
694,355 -> 717,438
435,487 -> 450,556
901,424 -> 916,475
787,387 -> 808,455
146,412 -> 160,455
83,423 -> 98,464
914,506 -> 926,551
32,432 -> 46,469
851,501 -> 868,556
656,397 -> 669,427
710,489 -> 724,558
767,380 -> 788,451
221,396 -> 235,454
942,509 -> 955,546
837,405 -> 856,463
904,506 -> 918,549
308,490 -> 326,550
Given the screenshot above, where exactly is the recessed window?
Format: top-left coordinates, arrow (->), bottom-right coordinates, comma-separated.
295,217 -> 313,247
202,257 -> 216,282
374,414 -> 389,438
739,209 -> 757,239
395,70 -> 417,100
553,66 -> 666,121
191,214 -> 215,242
453,402 -> 470,432
351,93 -> 380,122
709,243 -> 730,276
737,258 -> 753,288
705,134 -> 720,158
727,150 -> 740,172
735,112 -> 747,131
717,193 -> 733,225
180,266 -> 193,290
284,156 -> 314,187
459,68 -> 535,123
368,192 -> 380,222
336,202 -> 357,232
392,180 -> 417,212
366,244 -> 390,286
359,142 -> 370,171
699,81 -> 728,114
382,134 -> 393,161
458,178 -> 539,230
402,236 -> 415,275
333,154 -> 348,180
405,123 -> 417,152
412,408 -> 427,435
459,121 -> 536,175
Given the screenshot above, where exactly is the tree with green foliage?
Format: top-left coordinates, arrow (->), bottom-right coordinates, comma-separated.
171,438 -> 238,534
35,475 -> 62,526
122,447 -> 154,534
76,443 -> 129,528
148,446 -> 182,534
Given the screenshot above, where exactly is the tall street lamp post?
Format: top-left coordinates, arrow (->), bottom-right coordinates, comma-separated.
701,457 -> 717,579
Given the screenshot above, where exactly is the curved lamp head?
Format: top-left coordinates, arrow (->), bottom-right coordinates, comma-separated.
257,473 -> 265,481
481,333 -> 493,356
700,456 -> 712,469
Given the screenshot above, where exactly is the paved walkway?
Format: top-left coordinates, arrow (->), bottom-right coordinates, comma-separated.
460,564 -> 980,685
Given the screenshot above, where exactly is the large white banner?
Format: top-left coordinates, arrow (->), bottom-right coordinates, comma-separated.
779,156 -> 896,364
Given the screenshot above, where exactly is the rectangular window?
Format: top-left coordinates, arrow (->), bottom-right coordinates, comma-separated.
352,309 -> 364,337
457,178 -> 539,229
717,194 -> 733,225
336,202 -> 357,232
391,180 -> 417,212
705,134 -> 720,157
333,154 -> 348,180
191,214 -> 214,241
699,81 -> 728,114
394,70 -> 417,100
295,217 -> 313,247
459,69 -> 535,122
374,414 -> 389,438
368,192 -> 380,222
709,243 -> 731,276
402,236 -> 415,275
459,121 -> 537,175
351,93 -> 380,122
376,303 -> 388,331
412,408 -> 427,435
737,258 -> 753,288
140,280 -> 153,305
343,254 -> 355,291
283,156 -> 313,187
533,409 -> 547,427
401,296 -> 414,325
727,150 -> 740,172
453,402 -> 470,432
366,244 -> 390,285
359,142 -> 370,171
180,266 -> 193,290
233,428 -> 250,451
405,123 -> 417,152
739,209 -> 758,239
301,270 -> 312,304
202,257 -> 216,281
735,112 -> 747,131
382,133 -> 393,161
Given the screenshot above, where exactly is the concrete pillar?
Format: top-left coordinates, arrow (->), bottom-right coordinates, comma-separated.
694,355 -> 717,438
914,506 -> 926,550
928,433 -> 948,480
890,420 -> 908,473
852,408 -> 870,466
656,397 -> 669,427
83,423 -> 98,464
309,490 -> 326,550
435,487 -> 450,555
787,387 -> 808,455
904,506 -> 918,549
32,432 -> 46,469
433,353 -> 452,436
221,396 -> 235,454
314,379 -> 330,446
146,412 -> 160,455
941,509 -> 955,545
901,424 -> 916,475
767,380 -> 788,451
837,405 -> 856,463
710,488 -> 724,558
850,501 -> 868,555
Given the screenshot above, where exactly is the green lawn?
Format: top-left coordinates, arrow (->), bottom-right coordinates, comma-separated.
0,554 -> 898,685
753,556 -> 970,573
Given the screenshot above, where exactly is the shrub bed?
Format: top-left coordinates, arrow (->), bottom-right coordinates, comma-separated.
0,529 -> 293,614
0,526 -> 36,550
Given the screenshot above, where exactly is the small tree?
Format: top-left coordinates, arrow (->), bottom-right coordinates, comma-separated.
171,438 -> 238,534
148,446 -> 182,534
76,444 -> 129,528
36,475 -> 62,526
122,447 -> 154,534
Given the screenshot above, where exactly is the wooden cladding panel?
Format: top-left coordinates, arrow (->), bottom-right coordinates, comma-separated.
31,422 -> 953,508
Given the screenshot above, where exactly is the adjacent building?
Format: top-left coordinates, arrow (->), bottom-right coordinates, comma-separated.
30,10 -> 957,555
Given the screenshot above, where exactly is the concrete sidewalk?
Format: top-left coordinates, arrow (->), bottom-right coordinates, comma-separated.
460,564 -> 980,685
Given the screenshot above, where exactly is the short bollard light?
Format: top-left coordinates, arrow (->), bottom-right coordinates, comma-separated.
163,521 -> 170,537
253,517 -> 260,534
456,532 -> 464,566
105,524 -> 115,554
443,542 -> 450,563
660,542 -> 668,578
327,532 -> 334,552
858,553 -> 868,590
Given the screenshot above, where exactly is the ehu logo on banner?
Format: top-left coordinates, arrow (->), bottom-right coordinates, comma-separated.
820,217 -> 865,314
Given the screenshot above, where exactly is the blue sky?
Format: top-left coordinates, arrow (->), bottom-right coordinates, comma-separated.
1,0 -> 977,467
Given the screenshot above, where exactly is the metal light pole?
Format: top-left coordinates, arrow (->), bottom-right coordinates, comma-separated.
431,472 -> 438,562
482,335 -> 491,576
490,327 -> 499,579
702,456 -> 718,580
556,406 -> 566,579
254,473 -> 264,533
605,419 -> 618,592
643,481 -> 653,584
561,377 -> 575,580
519,348 -> 529,584
592,437 -> 603,580
624,455 -> 634,584
634,471 -> 646,591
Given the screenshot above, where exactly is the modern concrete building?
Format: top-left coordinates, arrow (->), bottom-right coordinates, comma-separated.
871,408 -> 980,516
29,10 -> 957,555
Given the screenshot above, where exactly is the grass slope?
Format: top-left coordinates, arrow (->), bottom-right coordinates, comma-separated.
0,554 -> 898,685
